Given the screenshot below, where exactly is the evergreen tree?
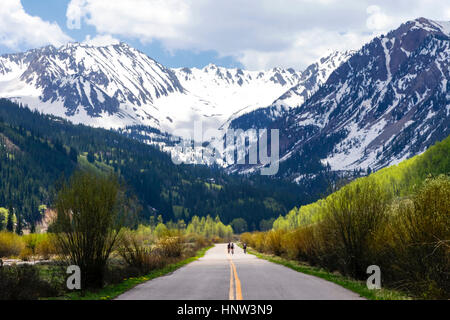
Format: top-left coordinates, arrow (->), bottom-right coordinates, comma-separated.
87,151 -> 95,163
30,222 -> 36,234
16,211 -> 22,235
69,147 -> 78,163
6,205 -> 14,232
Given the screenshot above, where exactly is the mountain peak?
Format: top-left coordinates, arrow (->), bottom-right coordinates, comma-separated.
390,17 -> 450,39
204,63 -> 218,70
0,40 -> 185,127
58,40 -> 133,51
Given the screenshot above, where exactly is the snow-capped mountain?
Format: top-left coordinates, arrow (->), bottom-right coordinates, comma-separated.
169,57 -> 347,165
0,43 -> 184,129
0,43 -> 303,140
229,50 -> 353,131
273,50 -> 355,110
172,64 -> 302,129
241,18 -> 450,180
0,17 -> 448,182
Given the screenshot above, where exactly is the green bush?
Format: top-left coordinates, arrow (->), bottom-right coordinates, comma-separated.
35,234 -> 59,259
240,232 -> 266,252
282,226 -> 317,262
374,176 -> 450,299
22,234 -> 45,259
319,178 -> 390,277
184,233 -> 209,250
0,264 -> 60,300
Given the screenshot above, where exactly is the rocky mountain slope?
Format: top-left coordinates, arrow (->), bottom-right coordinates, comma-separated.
229,50 -> 353,130
237,18 -> 449,180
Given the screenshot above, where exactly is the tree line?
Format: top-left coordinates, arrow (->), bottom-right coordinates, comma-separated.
0,99 -> 324,231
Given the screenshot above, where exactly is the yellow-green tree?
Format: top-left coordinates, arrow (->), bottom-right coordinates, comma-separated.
53,171 -> 124,289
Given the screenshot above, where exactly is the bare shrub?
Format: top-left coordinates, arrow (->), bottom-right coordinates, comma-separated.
0,232 -> 24,258
157,236 -> 183,258
117,231 -> 164,274
264,229 -> 285,256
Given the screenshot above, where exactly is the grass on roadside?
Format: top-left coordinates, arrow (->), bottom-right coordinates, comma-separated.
47,245 -> 213,300
239,244 -> 412,300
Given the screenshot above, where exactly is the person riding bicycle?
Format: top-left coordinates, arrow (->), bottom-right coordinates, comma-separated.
231,243 -> 234,255
227,242 -> 231,254
243,243 -> 247,254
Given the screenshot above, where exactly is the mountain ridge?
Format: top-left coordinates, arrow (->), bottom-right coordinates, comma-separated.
255,17 -> 450,181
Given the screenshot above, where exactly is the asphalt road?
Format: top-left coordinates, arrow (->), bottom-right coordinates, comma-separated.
116,243 -> 364,300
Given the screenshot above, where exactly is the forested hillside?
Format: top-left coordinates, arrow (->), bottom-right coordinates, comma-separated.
0,99 -> 321,231
273,134 -> 450,230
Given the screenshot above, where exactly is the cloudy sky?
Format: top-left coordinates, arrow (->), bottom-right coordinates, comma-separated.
1,0 -> 450,70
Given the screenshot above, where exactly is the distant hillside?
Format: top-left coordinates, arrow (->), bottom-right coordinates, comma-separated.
273,133 -> 450,230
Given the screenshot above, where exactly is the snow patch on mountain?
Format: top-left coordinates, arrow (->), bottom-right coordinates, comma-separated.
172,64 -> 302,130
272,51 -> 354,110
0,42 -> 305,141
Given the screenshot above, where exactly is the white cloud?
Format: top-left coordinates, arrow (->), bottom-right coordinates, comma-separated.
0,0 -> 72,50
83,34 -> 120,47
67,0 -> 190,41
239,29 -> 372,70
66,0 -> 450,70
66,0 -> 88,30
366,5 -> 395,31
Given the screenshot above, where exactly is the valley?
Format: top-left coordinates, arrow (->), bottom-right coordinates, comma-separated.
0,11 -> 448,302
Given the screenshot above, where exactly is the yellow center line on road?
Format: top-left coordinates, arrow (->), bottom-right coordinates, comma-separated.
227,251 -> 243,300
230,259 -> 243,300
229,262 -> 235,300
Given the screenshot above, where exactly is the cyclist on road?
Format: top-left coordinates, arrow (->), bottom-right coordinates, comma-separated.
231,243 -> 234,255
227,242 -> 231,254
243,243 -> 247,254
